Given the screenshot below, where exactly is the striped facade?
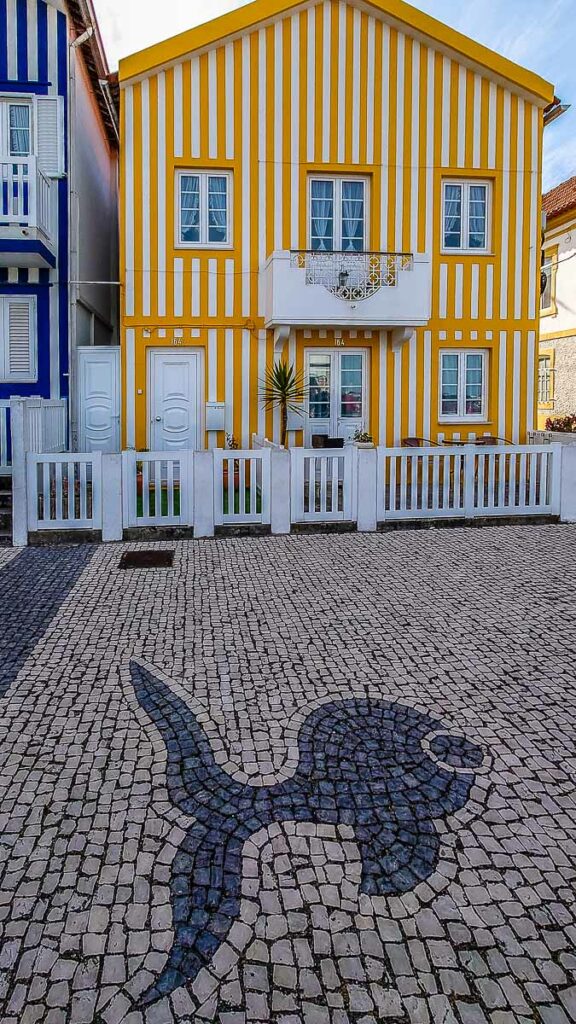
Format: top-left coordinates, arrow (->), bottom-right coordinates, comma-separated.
0,0 -> 69,403
119,0 -> 553,450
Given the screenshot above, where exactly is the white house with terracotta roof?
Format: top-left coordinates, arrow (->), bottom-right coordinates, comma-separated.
539,175 -> 576,426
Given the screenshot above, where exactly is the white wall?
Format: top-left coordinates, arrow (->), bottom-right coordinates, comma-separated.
541,214 -> 576,337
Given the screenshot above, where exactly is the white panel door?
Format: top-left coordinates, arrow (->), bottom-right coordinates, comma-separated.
149,349 -> 203,451
305,349 -> 368,445
78,347 -> 120,452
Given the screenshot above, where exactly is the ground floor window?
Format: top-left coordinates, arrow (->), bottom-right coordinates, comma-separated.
305,349 -> 368,443
440,349 -> 487,421
0,295 -> 37,383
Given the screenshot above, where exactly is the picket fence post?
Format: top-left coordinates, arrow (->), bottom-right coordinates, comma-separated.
194,450 -> 215,537
101,453 -> 123,542
270,448 -> 291,534
356,446 -> 378,532
10,398 -> 28,547
560,444 -> 576,523
463,444 -> 477,518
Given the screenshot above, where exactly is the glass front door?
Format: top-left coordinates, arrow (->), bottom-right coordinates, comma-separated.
305,350 -> 368,445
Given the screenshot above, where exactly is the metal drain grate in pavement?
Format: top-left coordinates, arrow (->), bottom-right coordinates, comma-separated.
119,550 -> 175,570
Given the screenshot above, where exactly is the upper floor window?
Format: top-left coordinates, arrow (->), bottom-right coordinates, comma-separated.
440,349 -> 487,420
442,180 -> 490,253
178,170 -> 231,247
0,296 -> 37,383
0,100 -> 31,158
540,247 -> 557,315
310,177 -> 367,252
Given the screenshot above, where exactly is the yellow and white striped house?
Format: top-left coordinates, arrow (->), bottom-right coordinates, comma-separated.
118,0 -> 554,452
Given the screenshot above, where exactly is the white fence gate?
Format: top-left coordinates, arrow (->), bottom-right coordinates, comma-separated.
122,451 -> 192,528
27,453 -> 102,531
0,402 -> 9,473
214,449 -> 271,526
291,447 -> 355,522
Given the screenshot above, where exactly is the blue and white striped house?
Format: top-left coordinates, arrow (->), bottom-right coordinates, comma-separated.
0,0 -> 119,476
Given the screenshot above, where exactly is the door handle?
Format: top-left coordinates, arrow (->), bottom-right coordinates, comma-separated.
155,416 -> 162,422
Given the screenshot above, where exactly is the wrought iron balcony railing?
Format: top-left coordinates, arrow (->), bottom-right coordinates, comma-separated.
290,250 -> 414,302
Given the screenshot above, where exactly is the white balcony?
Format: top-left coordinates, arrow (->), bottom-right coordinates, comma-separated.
263,249 -> 432,331
0,157 -> 57,269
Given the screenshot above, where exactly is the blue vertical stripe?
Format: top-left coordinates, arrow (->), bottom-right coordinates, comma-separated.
0,0 -> 8,81
16,0 -> 28,80
37,0 -> 47,84
57,8 -> 69,396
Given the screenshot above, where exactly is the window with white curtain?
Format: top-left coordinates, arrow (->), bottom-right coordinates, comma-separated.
177,170 -> 232,247
309,177 -> 367,251
442,180 -> 491,252
0,100 -> 32,158
440,350 -> 487,420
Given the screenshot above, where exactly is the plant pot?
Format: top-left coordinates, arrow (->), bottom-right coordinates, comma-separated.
222,464 -> 241,488
354,442 -> 375,449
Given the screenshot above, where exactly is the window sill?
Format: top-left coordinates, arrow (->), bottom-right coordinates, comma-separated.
439,417 -> 491,425
175,242 -> 234,251
440,250 -> 494,258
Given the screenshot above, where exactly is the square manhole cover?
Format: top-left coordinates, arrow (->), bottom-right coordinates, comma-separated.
119,550 -> 175,570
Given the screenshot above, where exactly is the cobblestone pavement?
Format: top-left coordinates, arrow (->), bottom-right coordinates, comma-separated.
0,525 -> 575,1024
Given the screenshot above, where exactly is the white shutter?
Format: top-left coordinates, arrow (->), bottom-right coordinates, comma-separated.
35,96 -> 65,176
1,298 -> 37,382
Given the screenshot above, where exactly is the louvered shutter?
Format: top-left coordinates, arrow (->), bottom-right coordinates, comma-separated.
1,298 -> 37,382
35,97 -> 65,176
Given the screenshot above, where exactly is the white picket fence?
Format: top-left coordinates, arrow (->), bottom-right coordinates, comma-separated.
11,442 -> 575,545
0,402 -> 9,473
0,397 -> 67,475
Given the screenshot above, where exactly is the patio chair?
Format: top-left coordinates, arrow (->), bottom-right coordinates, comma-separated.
473,435 -> 513,446
401,437 -> 441,448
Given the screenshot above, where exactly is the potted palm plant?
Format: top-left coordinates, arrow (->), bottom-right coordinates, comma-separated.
260,359 -> 308,447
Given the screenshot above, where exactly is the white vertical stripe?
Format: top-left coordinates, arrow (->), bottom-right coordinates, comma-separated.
173,258 -> 184,317
408,332 -> 417,436
47,5 -> 58,95
141,79 -> 150,318
7,0 -> 18,80
528,106 -> 539,321
526,331 -> 536,434
410,41 -> 420,254
471,265 -> 479,319
423,331 -> 432,440
395,33 -> 405,252
457,66 -> 466,167
500,92 -> 511,320
352,8 -> 361,164
27,0 -> 38,82
393,347 -> 402,446
473,75 -> 482,168
241,330 -> 251,448
258,29 -> 267,315
379,330 -> 387,444
322,1 -> 331,162
208,329 -> 217,403
366,18 -> 375,164
425,49 -> 435,255
242,36 -> 251,315
208,50 -> 218,159
486,264 -> 494,319
512,331 -> 521,443
208,258 -> 217,318
225,329 -> 234,433
173,64 -> 183,158
307,7 -> 316,162
225,259 -> 235,318
126,329 -> 136,449
488,83 -> 497,168
514,99 -> 525,321
439,264 -> 448,319
287,329 -> 297,446
441,58 -> 451,167
380,25 -> 390,249
225,44 -> 234,160
455,263 -> 463,319
337,2 -> 346,163
157,72 -> 167,318
191,57 -> 200,158
49,269 -> 59,397
291,15 -> 300,249
125,87 -> 135,318
498,331 -> 507,439
191,258 -> 200,318
258,330 -> 267,436
28,268 -> 39,284
273,23 -> 284,251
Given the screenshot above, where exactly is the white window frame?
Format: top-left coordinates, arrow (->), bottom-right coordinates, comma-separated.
308,175 -> 369,252
442,179 -> 492,254
0,295 -> 38,383
439,349 -> 488,423
0,96 -> 33,159
176,169 -> 233,249
304,348 -> 369,439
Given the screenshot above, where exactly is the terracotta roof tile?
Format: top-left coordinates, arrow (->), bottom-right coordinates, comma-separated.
543,175 -> 576,220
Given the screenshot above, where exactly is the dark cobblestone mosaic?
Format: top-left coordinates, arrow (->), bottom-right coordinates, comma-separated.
132,662 -> 482,1007
0,527 -> 575,1024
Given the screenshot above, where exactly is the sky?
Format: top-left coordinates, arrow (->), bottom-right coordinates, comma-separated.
93,0 -> 576,193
